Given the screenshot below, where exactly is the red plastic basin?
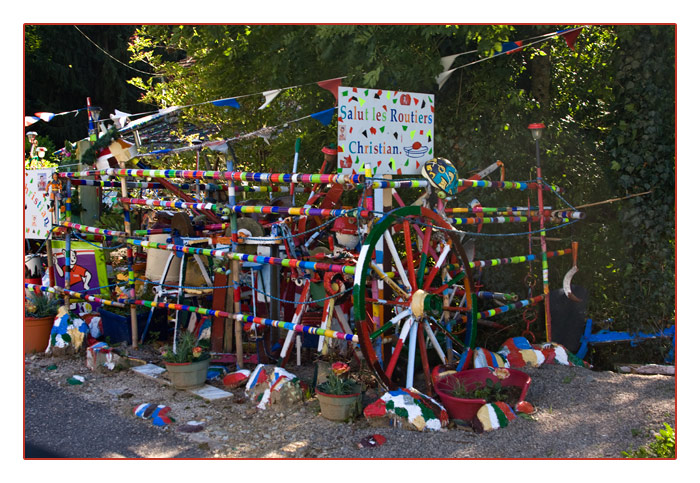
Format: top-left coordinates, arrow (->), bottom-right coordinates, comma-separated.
434,367 -> 531,421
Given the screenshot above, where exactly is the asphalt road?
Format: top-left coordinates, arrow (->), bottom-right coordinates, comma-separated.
24,373 -> 210,459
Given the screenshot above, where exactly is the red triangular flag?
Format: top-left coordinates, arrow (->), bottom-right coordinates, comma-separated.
317,77 -> 344,105
561,29 -> 582,52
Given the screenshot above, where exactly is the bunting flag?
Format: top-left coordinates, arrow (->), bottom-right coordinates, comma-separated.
500,41 -> 524,55
310,107 -> 336,126
25,116 -> 40,127
212,97 -> 241,109
559,28 -> 582,51
35,112 -> 56,122
259,89 -> 282,110
436,26 -> 585,90
316,77 -> 344,105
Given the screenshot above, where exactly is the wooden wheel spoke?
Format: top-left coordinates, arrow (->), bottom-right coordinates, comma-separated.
385,315 -> 414,378
403,220 -> 417,290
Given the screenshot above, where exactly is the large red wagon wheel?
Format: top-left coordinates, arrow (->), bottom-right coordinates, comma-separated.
353,205 -> 475,393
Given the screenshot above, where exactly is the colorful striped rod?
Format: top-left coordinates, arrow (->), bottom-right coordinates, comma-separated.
25,284 -> 127,308
445,206 -> 552,214
60,169 -> 365,185
69,178 -> 314,194
451,215 -> 571,226
232,205 -> 372,218
125,238 -> 357,275
476,294 -> 545,320
116,197 -> 231,214
60,222 -> 128,238
130,299 -> 359,343
70,179 -> 161,189
367,179 -> 562,193
459,248 -> 572,270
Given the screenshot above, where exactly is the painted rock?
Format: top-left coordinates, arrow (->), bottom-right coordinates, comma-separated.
497,337 -> 545,368
223,369 -> 250,387
472,347 -> 509,369
473,402 -> 517,432
365,388 -> 448,431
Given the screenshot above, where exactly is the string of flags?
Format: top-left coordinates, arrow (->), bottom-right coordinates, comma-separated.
436,26 -> 584,89
25,26 -> 585,140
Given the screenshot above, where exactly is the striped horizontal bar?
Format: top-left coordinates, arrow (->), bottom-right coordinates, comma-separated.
445,206 -> 552,214
61,222 -> 129,238
476,291 -> 519,302
476,294 -> 545,319
125,238 -> 356,275
61,169 -> 364,185
367,179 -> 561,193
70,179 -> 161,189
552,210 -> 586,220
131,299 -> 358,342
25,284 -> 127,308
468,248 -> 572,269
451,215 -> 570,226
232,205 -> 372,218
116,197 -> 231,214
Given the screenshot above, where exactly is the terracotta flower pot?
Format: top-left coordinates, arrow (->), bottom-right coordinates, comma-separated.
24,315 -> 54,354
316,383 -> 362,422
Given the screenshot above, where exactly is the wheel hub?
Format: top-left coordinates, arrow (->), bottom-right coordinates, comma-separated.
410,289 -> 442,318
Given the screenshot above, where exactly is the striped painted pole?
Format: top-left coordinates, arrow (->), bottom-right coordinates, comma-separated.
468,248 -> 572,269
130,299 -> 359,343
475,294 -> 545,320
60,169 -> 365,185
124,238 -> 357,275
25,283 -> 127,308
70,178 -> 315,194
60,221 -> 128,238
231,205 -> 372,218
116,197 -> 231,214
445,206 -> 552,214
366,178 -> 562,193
450,215 -> 571,226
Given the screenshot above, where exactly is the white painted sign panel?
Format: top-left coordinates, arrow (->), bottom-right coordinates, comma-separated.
337,87 -> 434,176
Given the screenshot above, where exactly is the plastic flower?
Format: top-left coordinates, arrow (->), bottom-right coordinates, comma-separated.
493,367 -> 510,380
192,346 -> 203,358
331,362 -> 350,376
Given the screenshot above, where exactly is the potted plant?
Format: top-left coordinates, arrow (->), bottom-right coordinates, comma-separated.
161,330 -> 211,389
315,362 -> 362,422
24,292 -> 59,353
434,367 -> 531,421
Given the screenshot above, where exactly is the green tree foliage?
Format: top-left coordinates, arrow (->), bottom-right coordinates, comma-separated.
24,25 -> 152,148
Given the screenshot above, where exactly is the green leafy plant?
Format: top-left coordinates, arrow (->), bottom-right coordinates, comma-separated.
316,362 -> 358,396
161,330 -> 210,364
448,376 -> 520,406
622,423 -> 675,458
24,293 -> 59,318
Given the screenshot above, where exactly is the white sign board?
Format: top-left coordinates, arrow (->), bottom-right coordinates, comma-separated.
24,168 -> 54,239
337,87 -> 434,176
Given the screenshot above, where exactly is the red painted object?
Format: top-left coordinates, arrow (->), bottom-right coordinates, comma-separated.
433,367 -> 531,421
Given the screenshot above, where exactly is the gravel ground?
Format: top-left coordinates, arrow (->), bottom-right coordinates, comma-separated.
23,350 -> 675,459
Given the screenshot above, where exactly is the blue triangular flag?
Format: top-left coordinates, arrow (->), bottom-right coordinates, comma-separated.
212,97 -> 241,109
310,107 -> 336,126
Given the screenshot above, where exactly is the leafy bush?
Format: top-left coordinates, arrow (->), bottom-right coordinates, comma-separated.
622,423 -> 675,458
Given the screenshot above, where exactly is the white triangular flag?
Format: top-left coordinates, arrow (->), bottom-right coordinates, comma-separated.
436,68 -> 457,90
258,89 -> 281,110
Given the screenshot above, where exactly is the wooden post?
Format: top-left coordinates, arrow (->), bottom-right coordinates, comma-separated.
226,146 -> 244,368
